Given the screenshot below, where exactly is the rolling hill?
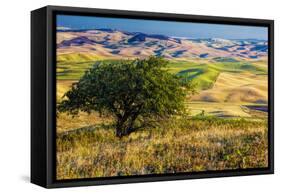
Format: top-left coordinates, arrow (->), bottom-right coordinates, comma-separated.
57,29 -> 268,61
56,28 -> 268,117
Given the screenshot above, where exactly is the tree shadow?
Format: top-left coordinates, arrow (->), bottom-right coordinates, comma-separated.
57,123 -> 114,136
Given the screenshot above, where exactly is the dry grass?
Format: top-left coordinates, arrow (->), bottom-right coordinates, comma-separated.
187,102 -> 268,118
191,72 -> 268,103
56,115 -> 268,180
57,112 -> 113,133
56,80 -> 75,102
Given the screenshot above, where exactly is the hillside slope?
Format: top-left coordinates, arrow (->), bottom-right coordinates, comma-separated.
57,29 -> 268,61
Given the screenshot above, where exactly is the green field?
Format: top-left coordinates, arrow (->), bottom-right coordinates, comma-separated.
57,55 -> 267,90
57,56 -> 268,117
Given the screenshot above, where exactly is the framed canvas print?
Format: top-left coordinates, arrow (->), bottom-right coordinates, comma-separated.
31,5 -> 274,188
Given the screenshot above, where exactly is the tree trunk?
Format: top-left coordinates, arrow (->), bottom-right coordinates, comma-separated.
115,112 -> 140,137
115,119 -> 129,138
116,120 -> 125,138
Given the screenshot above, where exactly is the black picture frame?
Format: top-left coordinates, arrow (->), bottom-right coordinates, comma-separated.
31,5 -> 274,188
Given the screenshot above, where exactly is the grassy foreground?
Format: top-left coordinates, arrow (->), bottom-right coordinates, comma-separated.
56,115 -> 268,180
56,57 -> 268,179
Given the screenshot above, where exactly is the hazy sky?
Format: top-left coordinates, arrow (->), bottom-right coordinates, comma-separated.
57,15 -> 268,40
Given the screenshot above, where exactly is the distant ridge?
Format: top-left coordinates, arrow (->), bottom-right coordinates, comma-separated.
57,28 -> 268,60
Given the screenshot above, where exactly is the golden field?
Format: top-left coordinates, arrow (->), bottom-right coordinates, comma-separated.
56,114 -> 268,179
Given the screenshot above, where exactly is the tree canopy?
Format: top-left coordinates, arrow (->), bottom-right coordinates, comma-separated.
58,56 -> 194,137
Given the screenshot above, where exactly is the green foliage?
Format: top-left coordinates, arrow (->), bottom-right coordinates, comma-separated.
58,56 -> 194,137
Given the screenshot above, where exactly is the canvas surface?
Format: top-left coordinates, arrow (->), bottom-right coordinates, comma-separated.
55,14 -> 268,180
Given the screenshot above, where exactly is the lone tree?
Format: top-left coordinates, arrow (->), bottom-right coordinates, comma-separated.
58,56 -> 194,137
